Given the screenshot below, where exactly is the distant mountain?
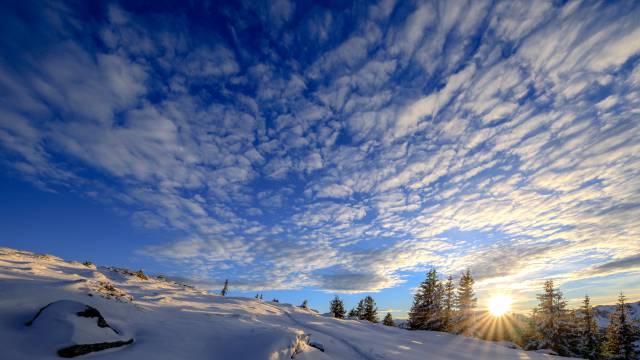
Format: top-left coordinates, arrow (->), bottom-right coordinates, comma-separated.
592,300 -> 640,329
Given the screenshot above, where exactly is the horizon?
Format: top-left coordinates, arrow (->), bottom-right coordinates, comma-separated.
1,0 -> 640,319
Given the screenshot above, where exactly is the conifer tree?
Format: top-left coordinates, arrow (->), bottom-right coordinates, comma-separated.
525,280 -> 575,356
455,269 -> 476,335
255,294 -> 259,299
347,308 -> 357,318
605,293 -> 638,360
355,299 -> 365,319
442,275 -> 455,332
361,296 -> 379,323
329,295 -> 346,319
578,295 -> 601,360
383,312 -> 395,327
221,279 -> 229,296
408,268 -> 444,330
300,299 -> 309,309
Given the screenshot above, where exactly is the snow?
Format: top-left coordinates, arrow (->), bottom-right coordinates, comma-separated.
0,247 -> 569,359
592,301 -> 640,329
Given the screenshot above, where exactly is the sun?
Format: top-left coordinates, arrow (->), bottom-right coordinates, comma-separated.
488,295 -> 512,317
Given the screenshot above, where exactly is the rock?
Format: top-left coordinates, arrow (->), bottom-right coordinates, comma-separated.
25,300 -> 133,357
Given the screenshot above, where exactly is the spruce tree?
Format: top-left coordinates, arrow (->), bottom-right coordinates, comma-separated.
300,299 -> 309,309
355,299 -> 365,319
525,280 -> 575,356
383,312 -> 395,326
329,295 -> 346,319
455,269 -> 476,335
442,275 -> 455,332
362,296 -> 379,323
578,295 -> 601,360
221,279 -> 229,296
605,293 -> 638,360
408,268 -> 444,331
347,308 -> 357,318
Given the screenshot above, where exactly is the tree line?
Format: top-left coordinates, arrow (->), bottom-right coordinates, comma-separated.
523,279 -> 638,359
322,270 -> 639,359
221,272 -> 638,359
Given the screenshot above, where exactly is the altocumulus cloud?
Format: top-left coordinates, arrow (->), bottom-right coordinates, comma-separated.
1,0 -> 639,296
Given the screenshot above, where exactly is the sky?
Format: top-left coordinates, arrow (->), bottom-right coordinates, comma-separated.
1,0 -> 639,317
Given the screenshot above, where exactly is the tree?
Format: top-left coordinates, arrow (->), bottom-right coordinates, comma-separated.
605,293 -> 638,360
347,308 -> 357,318
354,299 -> 365,319
300,299 -> 309,309
442,275 -> 455,332
525,280 -> 575,357
455,268 -> 476,335
577,295 -> 601,360
383,312 -> 395,327
361,296 -> 379,323
408,268 -> 444,331
221,279 -> 229,296
329,296 -> 346,319
272,298 -> 279,303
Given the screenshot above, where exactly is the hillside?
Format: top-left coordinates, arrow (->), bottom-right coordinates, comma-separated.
593,301 -> 640,329
0,247 -> 568,359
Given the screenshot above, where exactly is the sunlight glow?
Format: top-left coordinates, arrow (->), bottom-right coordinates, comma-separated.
488,295 -> 512,317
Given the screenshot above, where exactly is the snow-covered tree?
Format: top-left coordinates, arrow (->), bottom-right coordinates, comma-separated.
604,293 -> 638,360
329,296 -> 346,319
408,268 -> 444,331
455,269 -> 476,335
361,296 -> 379,323
383,312 -> 395,327
220,279 -> 229,296
524,280 -> 576,357
577,295 -> 602,359
442,275 -> 455,332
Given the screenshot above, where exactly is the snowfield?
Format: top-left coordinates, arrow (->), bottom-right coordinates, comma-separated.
0,247 -> 568,359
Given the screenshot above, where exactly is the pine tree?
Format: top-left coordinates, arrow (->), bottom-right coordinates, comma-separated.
355,299 -> 365,319
605,293 -> 638,360
300,299 -> 309,309
408,268 -> 444,331
577,295 -> 601,360
329,296 -> 346,319
442,275 -> 455,332
455,269 -> 476,335
347,308 -> 357,318
221,279 -> 229,296
361,296 -> 379,323
525,280 -> 575,356
383,312 -> 395,326
255,294 -> 259,299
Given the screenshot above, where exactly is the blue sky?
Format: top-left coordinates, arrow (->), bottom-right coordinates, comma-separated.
1,0 -> 640,317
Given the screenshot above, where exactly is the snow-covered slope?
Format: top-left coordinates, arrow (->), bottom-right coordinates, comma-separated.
593,301 -> 640,329
0,247 -> 567,359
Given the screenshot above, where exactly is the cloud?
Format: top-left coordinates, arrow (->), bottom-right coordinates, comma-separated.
1,0 -> 639,301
